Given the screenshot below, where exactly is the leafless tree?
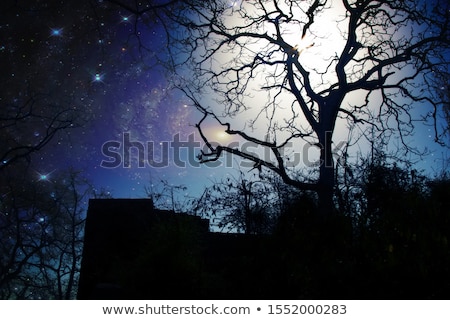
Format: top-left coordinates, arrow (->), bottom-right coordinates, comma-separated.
166,0 -> 449,216
144,178 -> 189,213
0,91 -> 80,172
190,170 -> 285,234
0,167 -> 91,299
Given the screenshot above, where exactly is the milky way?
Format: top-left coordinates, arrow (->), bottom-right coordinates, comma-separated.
0,0 -> 233,201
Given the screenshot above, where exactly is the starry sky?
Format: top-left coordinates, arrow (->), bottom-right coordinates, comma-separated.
1,0 -> 239,202
1,0 -> 448,204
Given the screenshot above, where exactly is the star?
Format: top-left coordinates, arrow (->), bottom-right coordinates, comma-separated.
50,28 -> 63,37
36,169 -> 56,182
121,16 -> 131,23
92,73 -> 104,83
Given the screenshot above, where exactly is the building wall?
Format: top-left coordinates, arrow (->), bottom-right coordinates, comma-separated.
77,199 -> 210,299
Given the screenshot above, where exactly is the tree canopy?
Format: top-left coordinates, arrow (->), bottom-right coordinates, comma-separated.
165,0 -> 450,214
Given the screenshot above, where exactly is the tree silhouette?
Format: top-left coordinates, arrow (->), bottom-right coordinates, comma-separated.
0,91 -> 79,172
0,167 -> 94,299
190,171 -> 286,234
170,0 -> 449,215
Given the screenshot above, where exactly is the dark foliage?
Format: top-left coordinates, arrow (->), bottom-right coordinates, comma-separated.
78,159 -> 449,299
269,161 -> 450,299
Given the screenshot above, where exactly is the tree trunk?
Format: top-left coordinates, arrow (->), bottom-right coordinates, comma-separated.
318,130 -> 335,217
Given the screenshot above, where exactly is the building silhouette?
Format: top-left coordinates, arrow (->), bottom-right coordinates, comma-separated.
77,199 -> 272,299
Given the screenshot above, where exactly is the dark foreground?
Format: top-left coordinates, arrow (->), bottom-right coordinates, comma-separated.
77,196 -> 449,300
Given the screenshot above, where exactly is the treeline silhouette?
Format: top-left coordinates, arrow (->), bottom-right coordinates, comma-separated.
266,158 -> 450,298
78,156 -> 449,299
272,176 -> 449,298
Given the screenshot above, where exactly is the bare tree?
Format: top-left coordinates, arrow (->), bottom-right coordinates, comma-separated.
144,178 -> 189,213
168,0 -> 449,216
0,167 -> 90,299
190,171 -> 283,234
0,91 -> 79,172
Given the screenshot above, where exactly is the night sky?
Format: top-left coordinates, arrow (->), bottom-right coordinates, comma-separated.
1,0 -> 237,202
1,0 -> 448,202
